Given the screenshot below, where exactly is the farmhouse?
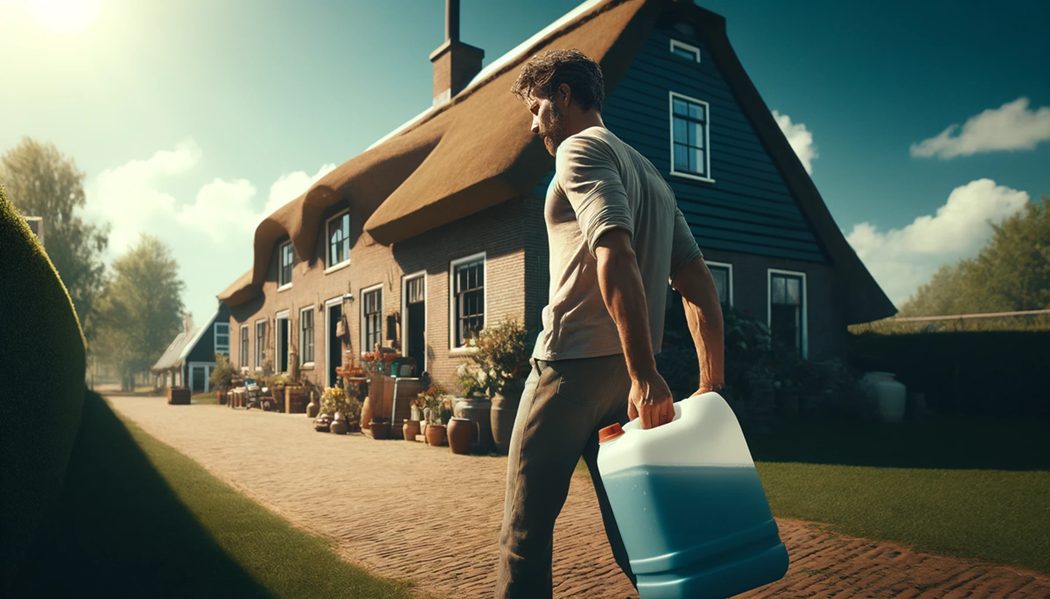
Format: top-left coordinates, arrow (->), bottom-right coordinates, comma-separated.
217,0 -> 894,391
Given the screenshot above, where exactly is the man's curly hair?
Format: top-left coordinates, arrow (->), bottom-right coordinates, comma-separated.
511,48 -> 605,112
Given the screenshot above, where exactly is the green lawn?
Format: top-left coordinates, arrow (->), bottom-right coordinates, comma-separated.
751,417 -> 1050,575
13,391 -> 420,598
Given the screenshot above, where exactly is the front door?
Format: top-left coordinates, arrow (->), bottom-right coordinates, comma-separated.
404,274 -> 426,375
327,303 -> 343,387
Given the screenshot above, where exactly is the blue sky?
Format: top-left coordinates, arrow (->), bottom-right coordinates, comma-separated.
2,0 -> 1048,327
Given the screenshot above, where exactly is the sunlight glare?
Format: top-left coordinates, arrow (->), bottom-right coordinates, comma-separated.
20,0 -> 101,34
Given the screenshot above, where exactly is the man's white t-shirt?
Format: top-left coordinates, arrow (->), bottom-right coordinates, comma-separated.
533,126 -> 703,361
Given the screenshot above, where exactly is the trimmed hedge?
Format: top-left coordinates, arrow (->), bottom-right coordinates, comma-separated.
0,186 -> 86,588
849,331 -> 1050,417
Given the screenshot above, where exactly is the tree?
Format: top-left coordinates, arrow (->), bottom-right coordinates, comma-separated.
94,235 -> 185,391
0,138 -> 109,339
900,197 -> 1050,316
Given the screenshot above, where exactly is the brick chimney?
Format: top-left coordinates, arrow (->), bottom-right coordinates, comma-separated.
429,0 -> 484,106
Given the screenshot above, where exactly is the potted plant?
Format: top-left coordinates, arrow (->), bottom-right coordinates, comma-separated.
461,319 -> 530,454
418,385 -> 451,446
209,353 -> 239,405
319,385 -> 362,434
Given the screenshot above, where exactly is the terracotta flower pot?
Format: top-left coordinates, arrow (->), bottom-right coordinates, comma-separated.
361,395 -> 373,430
425,423 -> 447,446
447,417 -> 478,455
370,418 -> 391,440
402,419 -> 421,441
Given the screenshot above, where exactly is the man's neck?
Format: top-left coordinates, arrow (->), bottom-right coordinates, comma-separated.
565,110 -> 606,137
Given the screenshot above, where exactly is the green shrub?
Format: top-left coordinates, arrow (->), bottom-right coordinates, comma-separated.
0,185 -> 87,587
208,353 -> 238,392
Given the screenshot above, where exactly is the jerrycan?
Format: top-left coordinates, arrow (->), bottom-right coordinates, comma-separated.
597,392 -> 788,599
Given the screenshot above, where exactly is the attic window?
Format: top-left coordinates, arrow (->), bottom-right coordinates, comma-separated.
326,210 -> 350,271
669,91 -> 712,182
278,241 -> 294,289
670,39 -> 701,63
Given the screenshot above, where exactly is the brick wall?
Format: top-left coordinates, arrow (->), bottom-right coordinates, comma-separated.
227,195 -> 547,393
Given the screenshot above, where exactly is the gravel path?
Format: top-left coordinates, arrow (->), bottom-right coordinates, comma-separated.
107,395 -> 1050,598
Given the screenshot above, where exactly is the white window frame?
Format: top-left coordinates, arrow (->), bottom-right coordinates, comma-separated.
705,260 -> 734,307
214,322 -> 230,355
275,310 -> 291,373
767,268 -> 808,359
669,39 -> 701,63
401,270 -> 427,373
278,241 -> 294,291
668,91 -> 715,184
254,318 -> 267,371
239,324 -> 249,369
360,284 -> 383,354
299,306 -> 315,366
324,296 -> 344,387
324,209 -> 351,274
449,252 -> 487,350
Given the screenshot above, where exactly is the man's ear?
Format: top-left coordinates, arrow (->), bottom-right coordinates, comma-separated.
557,83 -> 572,108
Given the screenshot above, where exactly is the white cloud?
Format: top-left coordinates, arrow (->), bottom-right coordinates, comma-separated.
772,110 -> 817,174
86,140 -> 201,255
910,97 -> 1050,159
175,178 -> 258,242
262,163 -> 337,217
846,178 -> 1029,306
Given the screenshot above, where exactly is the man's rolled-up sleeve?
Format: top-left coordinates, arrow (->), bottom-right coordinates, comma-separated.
670,205 -> 703,278
555,136 -> 633,255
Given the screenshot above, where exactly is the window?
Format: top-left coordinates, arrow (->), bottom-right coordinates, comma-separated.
278,241 -> 294,288
299,307 -> 315,364
361,285 -> 382,353
254,319 -> 266,369
239,324 -> 249,369
670,39 -> 701,63
214,322 -> 229,355
669,92 -> 711,181
327,211 -> 350,269
705,261 -> 733,308
450,253 -> 485,347
768,270 -> 807,357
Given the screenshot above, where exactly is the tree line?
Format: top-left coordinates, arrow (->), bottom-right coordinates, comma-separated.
898,197 -> 1050,321
1,138 -> 186,389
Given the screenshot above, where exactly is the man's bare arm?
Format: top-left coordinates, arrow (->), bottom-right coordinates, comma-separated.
594,229 -> 675,428
670,257 -> 725,393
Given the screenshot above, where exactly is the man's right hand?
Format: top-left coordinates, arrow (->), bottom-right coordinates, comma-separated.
627,371 -> 675,429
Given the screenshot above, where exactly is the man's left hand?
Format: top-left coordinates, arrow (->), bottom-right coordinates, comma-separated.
627,371 -> 675,429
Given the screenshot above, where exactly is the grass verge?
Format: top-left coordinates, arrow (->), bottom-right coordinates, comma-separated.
750,417 -> 1050,575
13,391 -> 418,598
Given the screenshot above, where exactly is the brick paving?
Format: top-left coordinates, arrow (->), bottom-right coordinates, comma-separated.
106,396 -> 1050,599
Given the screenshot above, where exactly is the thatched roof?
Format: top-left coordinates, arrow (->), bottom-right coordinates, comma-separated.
218,0 -> 894,323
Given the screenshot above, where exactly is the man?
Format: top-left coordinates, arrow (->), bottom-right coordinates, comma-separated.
495,49 -> 726,598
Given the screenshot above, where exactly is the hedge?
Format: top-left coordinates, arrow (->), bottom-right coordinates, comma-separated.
848,331 -> 1050,417
0,185 -> 86,589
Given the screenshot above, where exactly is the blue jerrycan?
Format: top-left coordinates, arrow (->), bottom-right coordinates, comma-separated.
596,392 -> 788,598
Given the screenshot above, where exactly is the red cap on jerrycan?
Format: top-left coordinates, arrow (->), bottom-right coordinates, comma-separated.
598,423 -> 624,443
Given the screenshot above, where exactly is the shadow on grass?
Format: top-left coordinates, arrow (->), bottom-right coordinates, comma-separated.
747,416 -> 1050,471
12,392 -> 275,598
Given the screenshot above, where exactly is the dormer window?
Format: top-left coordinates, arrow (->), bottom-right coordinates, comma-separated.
670,39 -> 701,63
278,241 -> 294,289
326,210 -> 350,270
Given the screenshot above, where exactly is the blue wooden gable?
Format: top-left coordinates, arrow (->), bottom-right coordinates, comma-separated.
602,24 -> 827,264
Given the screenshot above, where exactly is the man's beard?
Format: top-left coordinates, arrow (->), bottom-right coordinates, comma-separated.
542,103 -> 565,156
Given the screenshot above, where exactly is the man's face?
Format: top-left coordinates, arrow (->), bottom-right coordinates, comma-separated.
528,86 -> 567,157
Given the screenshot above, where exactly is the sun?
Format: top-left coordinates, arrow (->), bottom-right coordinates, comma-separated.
20,0 -> 101,34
